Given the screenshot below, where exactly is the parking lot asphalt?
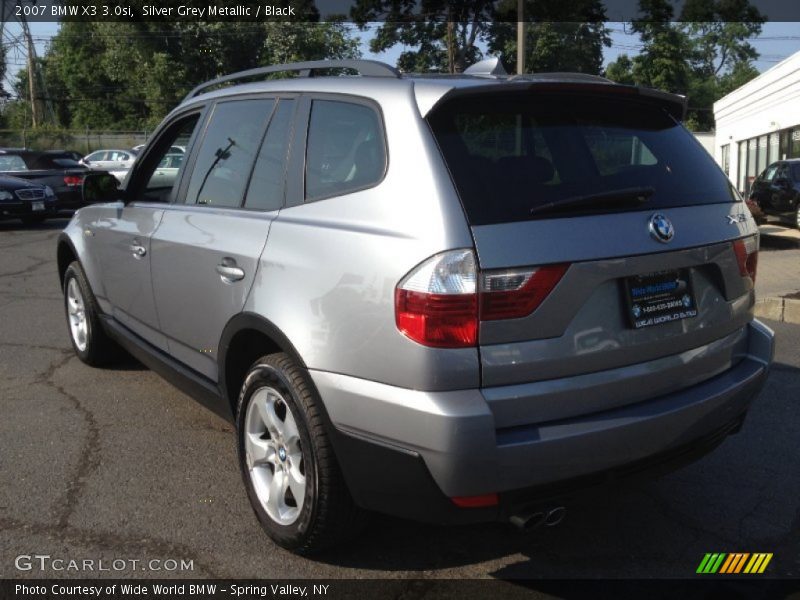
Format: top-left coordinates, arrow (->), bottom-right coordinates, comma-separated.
1,218 -> 798,584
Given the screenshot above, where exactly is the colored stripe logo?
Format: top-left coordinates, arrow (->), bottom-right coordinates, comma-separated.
697,553 -> 773,574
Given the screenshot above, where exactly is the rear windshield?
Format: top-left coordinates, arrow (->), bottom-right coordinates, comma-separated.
428,92 -> 737,225
29,155 -> 82,169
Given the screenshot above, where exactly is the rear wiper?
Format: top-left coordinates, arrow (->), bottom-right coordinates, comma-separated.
530,186 -> 655,216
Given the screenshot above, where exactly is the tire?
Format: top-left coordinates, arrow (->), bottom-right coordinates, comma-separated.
236,352 -> 365,554
795,204 -> 800,230
63,261 -> 121,366
21,215 -> 45,226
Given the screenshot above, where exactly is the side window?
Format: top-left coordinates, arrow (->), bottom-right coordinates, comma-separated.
244,99 -> 295,211
763,163 -> 779,182
0,155 -> 28,171
305,100 -> 385,200
136,114 -> 201,203
86,151 -> 106,162
185,98 -> 275,208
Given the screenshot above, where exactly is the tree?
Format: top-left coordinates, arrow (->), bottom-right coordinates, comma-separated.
604,0 -> 763,130
488,0 -> 610,74
352,0 -> 493,73
34,21 -> 360,130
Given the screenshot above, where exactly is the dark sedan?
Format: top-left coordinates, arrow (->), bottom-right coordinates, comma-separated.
0,175 -> 57,224
0,150 -> 95,214
749,159 -> 800,229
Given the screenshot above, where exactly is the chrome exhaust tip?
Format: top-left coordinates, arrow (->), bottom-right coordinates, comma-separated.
510,506 -> 566,531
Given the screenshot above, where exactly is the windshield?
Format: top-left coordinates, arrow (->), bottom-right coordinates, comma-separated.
428,92 -> 737,225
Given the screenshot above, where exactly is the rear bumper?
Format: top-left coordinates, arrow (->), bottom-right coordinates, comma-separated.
313,319 -> 774,524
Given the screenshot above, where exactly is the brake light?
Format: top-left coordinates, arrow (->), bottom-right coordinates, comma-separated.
395,251 -> 570,347
733,236 -> 758,282
451,493 -> 499,508
395,249 -> 478,348
63,175 -> 83,187
480,264 -> 569,320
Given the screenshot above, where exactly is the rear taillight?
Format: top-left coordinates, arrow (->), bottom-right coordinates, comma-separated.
733,235 -> 758,282
395,250 -> 569,348
63,175 -> 83,187
395,249 -> 478,348
480,264 -> 569,321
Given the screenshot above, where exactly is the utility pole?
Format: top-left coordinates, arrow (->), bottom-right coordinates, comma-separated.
21,16 -> 39,127
516,0 -> 525,75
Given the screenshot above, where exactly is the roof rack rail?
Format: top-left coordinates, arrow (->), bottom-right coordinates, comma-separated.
183,59 -> 401,102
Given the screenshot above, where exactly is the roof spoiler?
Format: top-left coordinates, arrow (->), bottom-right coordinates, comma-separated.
425,80 -> 687,122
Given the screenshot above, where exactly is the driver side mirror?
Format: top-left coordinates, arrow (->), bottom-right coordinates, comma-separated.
82,171 -> 125,204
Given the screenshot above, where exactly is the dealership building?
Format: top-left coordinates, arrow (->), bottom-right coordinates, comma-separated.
714,50 -> 800,195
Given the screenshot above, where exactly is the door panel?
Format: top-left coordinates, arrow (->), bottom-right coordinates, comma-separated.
148,96 -> 288,380
90,203 -> 167,350
150,208 -> 273,379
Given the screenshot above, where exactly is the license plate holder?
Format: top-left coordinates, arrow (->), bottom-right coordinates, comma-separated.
31,201 -> 44,211
623,269 -> 697,329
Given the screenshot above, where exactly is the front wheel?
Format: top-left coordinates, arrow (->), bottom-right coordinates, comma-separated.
795,204 -> 800,230
63,261 -> 121,366
236,353 -> 365,554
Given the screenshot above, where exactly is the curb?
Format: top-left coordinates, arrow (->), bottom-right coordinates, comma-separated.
755,297 -> 800,324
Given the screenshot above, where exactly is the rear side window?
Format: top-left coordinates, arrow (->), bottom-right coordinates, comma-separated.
428,92 -> 737,225
305,99 -> 385,200
245,98 -> 295,211
0,155 -> 28,171
185,98 -> 275,208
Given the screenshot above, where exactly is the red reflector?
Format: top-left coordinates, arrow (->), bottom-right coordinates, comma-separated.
732,238 -> 758,282
64,175 -> 83,187
395,289 -> 477,348
451,493 -> 499,508
480,263 -> 569,321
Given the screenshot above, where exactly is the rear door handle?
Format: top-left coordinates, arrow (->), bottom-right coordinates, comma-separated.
130,240 -> 146,259
216,258 -> 245,283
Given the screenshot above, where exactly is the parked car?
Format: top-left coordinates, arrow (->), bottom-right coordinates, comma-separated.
0,174 -> 57,224
81,149 -> 136,171
0,149 -> 95,212
749,159 -> 800,229
57,59 -> 774,554
132,144 -> 185,155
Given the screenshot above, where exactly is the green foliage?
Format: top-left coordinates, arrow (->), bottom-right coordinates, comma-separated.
352,0 -> 493,72
604,0 -> 763,131
23,20 -> 360,130
488,0 -> 610,74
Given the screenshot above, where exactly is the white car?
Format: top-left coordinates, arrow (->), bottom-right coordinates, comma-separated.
82,149 -> 136,171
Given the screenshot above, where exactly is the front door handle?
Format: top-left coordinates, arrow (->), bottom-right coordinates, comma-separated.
216,258 -> 245,283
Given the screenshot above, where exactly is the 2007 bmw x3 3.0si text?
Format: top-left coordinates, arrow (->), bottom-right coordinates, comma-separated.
56,58 -> 775,554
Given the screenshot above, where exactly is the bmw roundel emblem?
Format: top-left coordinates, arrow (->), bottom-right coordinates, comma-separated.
648,213 -> 675,243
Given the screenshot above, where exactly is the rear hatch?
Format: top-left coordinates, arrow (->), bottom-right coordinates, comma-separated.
427,84 -> 759,424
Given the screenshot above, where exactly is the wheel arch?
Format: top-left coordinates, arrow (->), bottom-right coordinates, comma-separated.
56,233 -> 79,289
218,313 -> 309,417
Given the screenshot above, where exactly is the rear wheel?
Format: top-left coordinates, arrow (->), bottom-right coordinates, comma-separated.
795,204 -> 800,229
236,353 -> 365,554
63,261 -> 121,366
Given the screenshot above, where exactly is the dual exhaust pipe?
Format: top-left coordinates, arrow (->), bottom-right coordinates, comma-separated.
509,506 -> 567,531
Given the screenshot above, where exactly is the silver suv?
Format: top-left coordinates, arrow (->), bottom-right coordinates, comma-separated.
57,59 -> 774,554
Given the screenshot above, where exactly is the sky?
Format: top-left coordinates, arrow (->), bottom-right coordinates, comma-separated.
2,20 -> 800,91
